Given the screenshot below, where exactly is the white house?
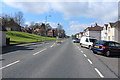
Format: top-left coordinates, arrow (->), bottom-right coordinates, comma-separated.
101,24 -> 108,40
83,23 -> 103,40
107,21 -> 120,43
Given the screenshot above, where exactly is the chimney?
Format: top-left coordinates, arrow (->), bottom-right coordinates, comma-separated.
95,23 -> 98,27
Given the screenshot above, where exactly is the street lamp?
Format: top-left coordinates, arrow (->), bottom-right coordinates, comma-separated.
45,15 -> 51,36
45,15 -> 51,24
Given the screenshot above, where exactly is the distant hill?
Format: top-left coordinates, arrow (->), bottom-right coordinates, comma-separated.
6,31 -> 56,44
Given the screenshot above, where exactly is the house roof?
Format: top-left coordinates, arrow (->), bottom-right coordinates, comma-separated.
109,23 -> 115,27
80,32 -> 83,34
85,23 -> 103,31
103,24 -> 108,30
108,21 -> 120,28
86,26 -> 103,31
112,20 -> 120,27
104,24 -> 108,27
48,29 -> 53,33
34,28 -> 45,31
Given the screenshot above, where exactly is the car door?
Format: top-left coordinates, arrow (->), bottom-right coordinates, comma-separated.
108,42 -> 116,53
85,38 -> 89,47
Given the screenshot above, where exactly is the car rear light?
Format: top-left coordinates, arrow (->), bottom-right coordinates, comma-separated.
102,46 -> 106,49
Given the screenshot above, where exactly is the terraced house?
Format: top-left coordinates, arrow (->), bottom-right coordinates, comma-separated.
101,21 -> 120,43
83,23 -> 103,40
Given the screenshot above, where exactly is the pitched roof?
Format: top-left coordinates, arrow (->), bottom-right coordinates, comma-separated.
80,32 -> 83,34
84,23 -> 103,31
112,20 -> 120,27
87,26 -> 103,31
34,28 -> 45,31
109,23 -> 115,27
103,24 -> 108,30
48,29 -> 53,33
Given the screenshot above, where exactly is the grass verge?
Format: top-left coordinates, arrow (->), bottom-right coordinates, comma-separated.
6,31 -> 56,45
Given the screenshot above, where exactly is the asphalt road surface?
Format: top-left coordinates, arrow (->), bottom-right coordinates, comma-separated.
1,39 -> 120,79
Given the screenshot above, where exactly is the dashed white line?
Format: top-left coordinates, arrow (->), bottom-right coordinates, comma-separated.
94,68 -> 104,78
33,48 -> 47,55
83,54 -> 87,57
0,60 -> 20,70
81,51 -> 83,53
87,59 -> 93,64
50,43 -> 55,48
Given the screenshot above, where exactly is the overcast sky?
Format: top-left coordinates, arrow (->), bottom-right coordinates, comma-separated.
1,0 -> 119,36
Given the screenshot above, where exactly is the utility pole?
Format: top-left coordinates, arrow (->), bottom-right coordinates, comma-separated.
57,23 -> 63,38
45,15 -> 51,36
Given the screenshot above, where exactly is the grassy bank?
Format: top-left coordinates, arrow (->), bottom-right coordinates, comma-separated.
6,31 -> 56,45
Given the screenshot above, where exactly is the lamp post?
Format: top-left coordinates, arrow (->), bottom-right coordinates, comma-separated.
45,15 -> 51,36
45,15 -> 51,24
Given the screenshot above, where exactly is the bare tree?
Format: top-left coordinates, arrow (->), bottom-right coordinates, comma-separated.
14,11 -> 24,26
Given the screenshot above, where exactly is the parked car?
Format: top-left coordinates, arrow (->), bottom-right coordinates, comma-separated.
56,38 -> 61,44
80,36 -> 97,49
91,40 -> 120,57
72,38 -> 80,43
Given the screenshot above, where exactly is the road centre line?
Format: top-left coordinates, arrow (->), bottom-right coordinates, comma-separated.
33,48 -> 47,55
83,54 -> 87,57
94,68 -> 104,78
75,44 -> 104,78
81,51 -> 83,53
87,59 -> 93,64
0,60 -> 20,70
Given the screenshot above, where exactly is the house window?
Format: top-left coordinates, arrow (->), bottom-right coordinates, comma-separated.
108,27 -> 110,32
108,36 -> 110,41
112,36 -> 114,41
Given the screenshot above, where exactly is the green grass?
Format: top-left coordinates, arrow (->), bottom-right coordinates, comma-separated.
6,31 -> 56,45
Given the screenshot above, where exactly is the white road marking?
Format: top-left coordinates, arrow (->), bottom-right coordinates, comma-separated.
83,54 -> 87,57
0,60 -> 20,70
81,51 -> 83,53
33,48 -> 47,55
87,59 -> 93,64
50,43 -> 55,47
94,68 -> 104,78
75,44 -> 82,51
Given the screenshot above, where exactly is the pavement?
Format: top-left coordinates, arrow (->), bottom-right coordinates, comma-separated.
1,39 -> 120,79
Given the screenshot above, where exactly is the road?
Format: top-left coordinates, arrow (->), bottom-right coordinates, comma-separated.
1,39 -> 120,79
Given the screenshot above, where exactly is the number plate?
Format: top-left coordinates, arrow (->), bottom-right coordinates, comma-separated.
94,46 -> 99,48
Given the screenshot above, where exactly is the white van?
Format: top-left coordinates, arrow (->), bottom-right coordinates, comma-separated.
80,36 -> 97,49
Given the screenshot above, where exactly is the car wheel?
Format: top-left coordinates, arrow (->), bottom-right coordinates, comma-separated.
81,44 -> 83,47
92,51 -> 97,54
106,51 -> 111,57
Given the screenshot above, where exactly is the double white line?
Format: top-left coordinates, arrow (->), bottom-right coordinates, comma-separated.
33,48 -> 47,55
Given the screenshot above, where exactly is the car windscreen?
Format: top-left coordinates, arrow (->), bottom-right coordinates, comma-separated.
89,39 -> 97,43
72,37 -> 76,39
73,38 -> 79,40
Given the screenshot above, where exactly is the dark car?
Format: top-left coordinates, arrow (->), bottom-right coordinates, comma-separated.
91,40 -> 120,57
72,38 -> 80,43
